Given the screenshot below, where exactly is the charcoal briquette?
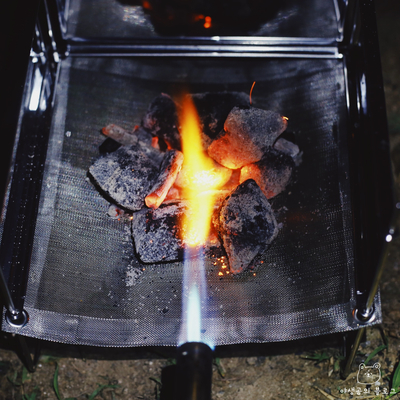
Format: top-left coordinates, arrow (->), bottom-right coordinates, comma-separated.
273,137 -> 299,158
142,93 -> 181,151
145,149 -> 184,209
240,148 -> 294,199
131,201 -> 187,263
189,91 -> 250,143
218,179 -> 278,274
208,107 -> 288,169
99,137 -> 121,154
89,143 -> 163,211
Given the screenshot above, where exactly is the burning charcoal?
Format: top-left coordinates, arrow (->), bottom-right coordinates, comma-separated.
209,189 -> 236,229
189,91 -> 250,145
207,107 -> 288,169
145,149 -> 184,209
164,185 -> 181,201
131,201 -> 187,263
142,93 -> 181,151
239,148 -> 294,199
174,159 -> 232,191
218,179 -> 278,274
102,124 -> 138,146
221,168 -> 241,191
89,143 -> 163,211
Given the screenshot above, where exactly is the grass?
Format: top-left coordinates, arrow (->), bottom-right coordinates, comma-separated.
387,361 -> 400,398
22,386 -> 39,400
213,357 -> 226,378
52,362 -> 119,400
371,361 -> 400,399
6,366 -> 39,400
364,344 -> 388,365
149,376 -> 162,400
6,366 -> 31,386
301,350 -> 333,364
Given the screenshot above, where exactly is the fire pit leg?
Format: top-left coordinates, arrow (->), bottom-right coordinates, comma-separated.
341,328 -> 365,379
175,342 -> 213,400
1,267 -> 39,372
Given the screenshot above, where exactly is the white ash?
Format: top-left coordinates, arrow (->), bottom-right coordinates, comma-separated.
107,204 -> 124,219
125,264 -> 143,287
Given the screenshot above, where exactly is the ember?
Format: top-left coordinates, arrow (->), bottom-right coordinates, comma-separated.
207,107 -> 288,169
145,149 -> 184,209
239,148 -> 295,199
88,90 -> 299,274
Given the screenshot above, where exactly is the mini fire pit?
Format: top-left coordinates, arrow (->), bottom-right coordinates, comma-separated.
0,54 -> 378,344
0,0 -> 395,382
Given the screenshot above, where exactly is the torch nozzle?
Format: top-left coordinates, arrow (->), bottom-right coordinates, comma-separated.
175,342 -> 213,400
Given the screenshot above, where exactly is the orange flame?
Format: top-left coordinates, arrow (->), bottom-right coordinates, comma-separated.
179,96 -> 224,246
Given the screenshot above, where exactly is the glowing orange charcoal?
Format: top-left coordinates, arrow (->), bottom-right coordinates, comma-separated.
142,1 -> 152,10
151,136 -> 159,149
145,150 -> 184,209
179,95 -> 227,247
204,16 -> 212,29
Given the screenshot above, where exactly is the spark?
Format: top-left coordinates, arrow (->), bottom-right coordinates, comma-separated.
249,81 -> 256,105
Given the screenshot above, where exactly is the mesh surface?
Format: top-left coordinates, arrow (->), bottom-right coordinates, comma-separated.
66,0 -> 339,39
2,56 -> 381,347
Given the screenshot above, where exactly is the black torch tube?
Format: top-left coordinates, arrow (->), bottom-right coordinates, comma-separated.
175,342 -> 213,400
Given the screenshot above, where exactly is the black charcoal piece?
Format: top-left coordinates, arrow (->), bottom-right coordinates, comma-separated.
102,124 -> 139,146
135,126 -> 155,147
131,201 -> 187,263
208,107 -> 287,169
89,143 -> 163,211
189,92 -> 250,142
273,137 -> 299,158
218,179 -> 278,274
142,93 -> 181,151
99,137 -> 121,154
240,148 -> 294,199
274,136 -> 302,167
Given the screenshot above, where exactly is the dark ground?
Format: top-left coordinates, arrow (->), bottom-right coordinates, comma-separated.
1,1 -> 400,399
